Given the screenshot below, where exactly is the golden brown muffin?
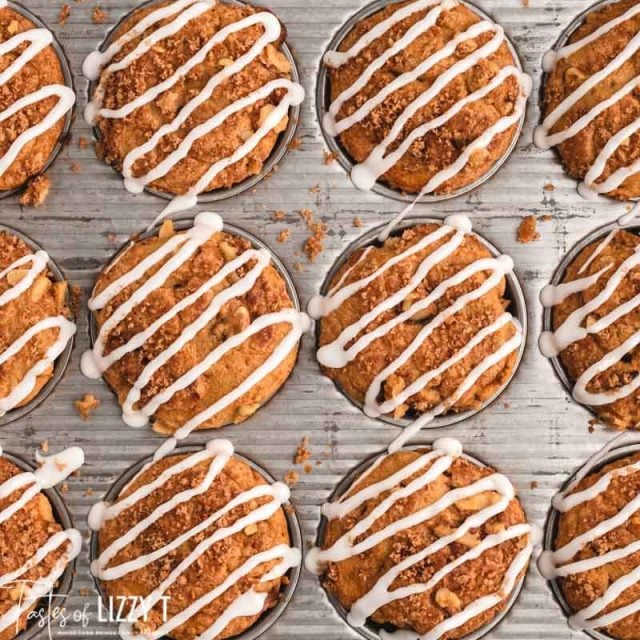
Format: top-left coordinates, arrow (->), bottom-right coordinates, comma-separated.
327,0 -> 526,195
549,228 -> 640,429
540,0 -> 640,201
550,452 -> 640,640
316,448 -> 530,638
315,222 -> 520,421
0,6 -> 68,192
96,449 -> 292,640
0,231 -> 73,414
89,0 -> 296,196
0,456 -> 72,640
88,218 -> 301,434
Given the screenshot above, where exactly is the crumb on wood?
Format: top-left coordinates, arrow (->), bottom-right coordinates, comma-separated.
309,183 -> 320,194
78,588 -> 92,597
299,209 -> 327,262
303,463 -> 313,474
294,437 -> 311,465
588,418 -> 599,433
323,151 -> 336,165
92,5 -> 109,23
69,284 -> 83,318
70,161 -> 82,173
540,214 -> 552,222
40,440 -> 49,454
530,480 -> 539,490
288,138 -> 302,151
353,216 -> 363,228
277,229 -> 291,243
58,4 -> 71,24
78,137 -> 89,149
543,182 -> 555,192
521,0 -> 529,6
517,215 -> 540,244
74,394 -> 100,421
19,175 -> 51,207
84,487 -> 94,497
284,470 -> 299,487
272,210 -> 286,221
293,261 -> 304,273
60,482 -> 69,494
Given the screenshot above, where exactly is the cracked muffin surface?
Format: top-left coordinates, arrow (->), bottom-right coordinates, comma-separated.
90,0 -> 295,196
0,6 -> 67,192
327,0 -> 523,195
319,448 -> 529,638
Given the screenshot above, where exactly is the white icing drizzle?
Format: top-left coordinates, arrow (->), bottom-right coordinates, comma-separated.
306,438 -> 532,640
309,215 -> 522,450
0,28 -> 75,180
540,223 -> 640,408
83,0 -> 305,219
0,447 -> 83,634
535,3 -> 640,198
90,439 -> 300,640
323,0 -> 531,195
0,252 -> 76,416
539,442 -> 640,632
81,211 -> 310,437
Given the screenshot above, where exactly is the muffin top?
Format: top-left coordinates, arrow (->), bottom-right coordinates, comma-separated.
92,439 -> 298,640
0,449 -> 83,640
537,0 -> 640,200
0,231 -> 75,417
0,5 -> 74,191
306,439 -> 531,639
81,212 -> 308,437
324,0 -> 531,196
541,227 -> 640,429
310,217 -> 522,449
85,0 -> 303,209
540,451 -> 640,640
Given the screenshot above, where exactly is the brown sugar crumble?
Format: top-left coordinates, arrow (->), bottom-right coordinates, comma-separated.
300,209 -> 327,262
284,470 -> 299,487
60,482 -> 69,494
78,137 -> 90,150
288,138 -> 302,151
84,487 -> 94,497
92,5 -> 109,23
40,440 -> 49,454
294,437 -> 311,465
530,480 -> 539,490
309,183 -> 320,194
19,175 -> 51,207
272,210 -> 286,221
70,162 -> 82,173
58,4 -> 71,25
277,229 -> 291,243
323,151 -> 336,165
74,394 -> 100,420
543,182 -> 555,192
353,216 -> 364,228
517,216 -> 540,244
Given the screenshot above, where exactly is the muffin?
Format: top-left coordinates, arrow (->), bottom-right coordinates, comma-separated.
540,227 -> 640,429
91,439 -> 300,640
0,448 -> 83,640
306,438 -> 532,638
81,212 -> 309,437
539,451 -> 640,638
0,231 -> 75,417
309,217 -> 523,446
84,0 -> 304,212
323,0 -> 531,196
536,0 -> 640,200
0,4 -> 75,192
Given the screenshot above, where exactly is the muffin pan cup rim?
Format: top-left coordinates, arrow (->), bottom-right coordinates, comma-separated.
0,449 -> 78,640
314,0 -> 529,204
0,1 -> 76,201
86,213 -> 303,434
314,214 -> 528,431
89,443 -> 303,640
86,0 -> 303,205
541,218 -> 639,425
0,223 -> 75,428
537,0 -> 640,204
541,434 -> 640,640
311,442 -> 530,640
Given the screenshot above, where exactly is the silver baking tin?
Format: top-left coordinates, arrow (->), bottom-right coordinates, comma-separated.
541,219 -> 634,421
0,224 -> 75,428
315,0 -> 529,204
0,1 -> 76,200
86,0 -> 302,204
86,214 -> 303,431
2,450 -> 77,640
541,435 -> 640,640
312,443 -> 529,640
537,0 -> 640,203
89,444 -> 303,640
315,216 -> 528,430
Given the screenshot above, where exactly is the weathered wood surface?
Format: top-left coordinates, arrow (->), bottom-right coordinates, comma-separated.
0,0 -> 631,638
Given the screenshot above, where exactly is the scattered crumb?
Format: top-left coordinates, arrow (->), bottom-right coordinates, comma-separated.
303,463 -> 313,474
74,394 -> 100,421
323,151 -> 336,165
106,232 -> 118,244
588,418 -> 599,433
288,138 -> 302,151
353,216 -> 364,228
58,4 -> 71,24
521,0 -> 529,6
272,210 -> 286,221
294,437 -> 311,465
502,400 -> 511,409
309,183 -> 320,194
284,470 -> 299,487
517,216 -> 540,244
540,214 -> 552,222
293,261 -> 304,273
530,480 -> 539,490
543,183 -> 555,192
69,284 -> 83,318
19,175 -> 51,207
299,210 -> 327,262
78,137 -> 89,149
277,229 -> 291,243
84,487 -> 94,497
78,588 -> 92,597
299,208 -> 314,227
70,161 -> 82,173
40,440 -> 49,454
92,5 -> 109,23
60,482 -> 69,494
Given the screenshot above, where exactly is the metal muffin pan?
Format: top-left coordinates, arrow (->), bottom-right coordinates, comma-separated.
0,224 -> 75,428
2,450 -> 78,640
312,442 -> 530,640
315,216 -> 527,430
89,443 -> 303,640
0,1 -> 76,200
85,214 -> 304,434
86,0 -> 302,204
315,0 -> 529,204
